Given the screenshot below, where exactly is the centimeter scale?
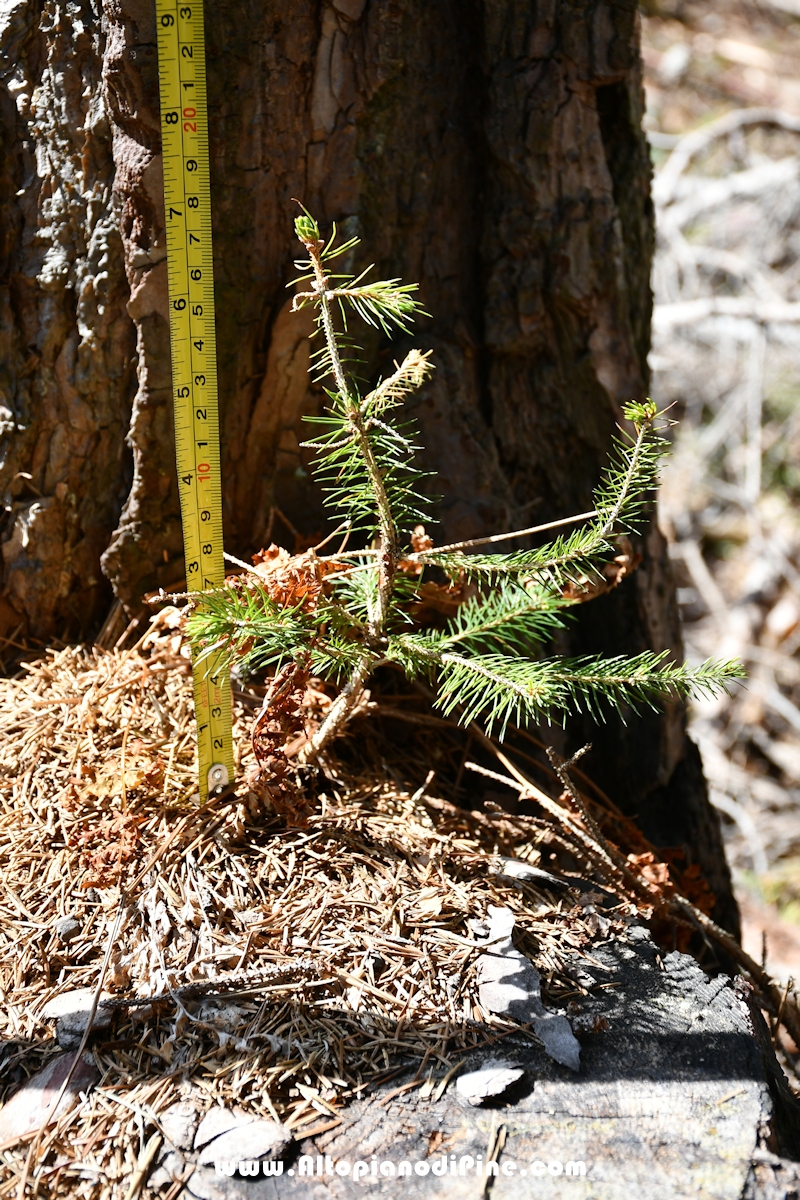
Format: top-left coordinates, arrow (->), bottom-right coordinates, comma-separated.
155,0 -> 234,801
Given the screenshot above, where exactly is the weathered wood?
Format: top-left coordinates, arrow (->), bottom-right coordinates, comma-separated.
0,1 -> 737,929
149,928 -> 800,1200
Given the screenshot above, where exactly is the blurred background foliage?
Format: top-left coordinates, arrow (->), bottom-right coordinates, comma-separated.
644,0 -> 800,980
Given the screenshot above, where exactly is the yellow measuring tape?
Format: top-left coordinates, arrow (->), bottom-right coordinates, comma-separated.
156,0 -> 234,800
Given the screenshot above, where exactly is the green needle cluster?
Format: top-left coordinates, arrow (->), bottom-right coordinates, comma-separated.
187,210 -> 744,758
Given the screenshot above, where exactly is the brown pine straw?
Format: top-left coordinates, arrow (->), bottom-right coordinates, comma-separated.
11,778 -> 247,1200
0,626 -> 797,1197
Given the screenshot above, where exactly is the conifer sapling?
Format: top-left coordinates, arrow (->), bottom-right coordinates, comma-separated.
187,211 -> 744,767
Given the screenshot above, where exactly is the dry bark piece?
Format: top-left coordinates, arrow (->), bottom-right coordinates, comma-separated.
476,905 -> 581,1072
0,1052 -> 99,1142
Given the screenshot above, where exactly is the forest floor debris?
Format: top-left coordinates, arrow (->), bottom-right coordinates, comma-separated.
2,618 -> 798,1197
0,627 -> 643,1199
5,8 -> 800,1187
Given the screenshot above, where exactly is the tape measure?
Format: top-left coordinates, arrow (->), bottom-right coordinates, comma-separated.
156,0 -> 234,801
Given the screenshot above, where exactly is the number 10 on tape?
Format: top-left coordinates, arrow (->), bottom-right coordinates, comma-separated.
156,0 -> 234,800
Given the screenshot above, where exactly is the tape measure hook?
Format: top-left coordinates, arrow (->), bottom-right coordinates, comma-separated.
207,763 -> 230,794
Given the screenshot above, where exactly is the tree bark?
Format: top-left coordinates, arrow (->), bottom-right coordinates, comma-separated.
0,0 -> 135,641
0,0 -> 738,933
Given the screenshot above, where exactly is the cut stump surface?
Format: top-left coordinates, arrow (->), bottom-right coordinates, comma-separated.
153,929 -> 800,1200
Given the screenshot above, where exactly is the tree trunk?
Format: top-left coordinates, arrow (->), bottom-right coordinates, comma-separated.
0,0 -> 739,934
0,0 -> 135,640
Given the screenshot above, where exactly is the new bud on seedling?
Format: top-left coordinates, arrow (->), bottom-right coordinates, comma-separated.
623,398 -> 667,433
295,214 -> 320,244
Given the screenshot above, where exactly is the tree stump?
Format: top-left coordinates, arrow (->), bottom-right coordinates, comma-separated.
156,928 -> 800,1200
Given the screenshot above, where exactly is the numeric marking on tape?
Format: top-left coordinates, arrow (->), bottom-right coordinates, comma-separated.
156,0 -> 233,801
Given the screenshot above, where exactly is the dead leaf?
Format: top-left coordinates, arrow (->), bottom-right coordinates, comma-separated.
411,525 -> 433,554
249,545 -> 344,613
71,811 -> 143,888
626,851 -> 675,901
560,536 -> 642,602
0,1053 -> 99,1143
410,887 -> 443,918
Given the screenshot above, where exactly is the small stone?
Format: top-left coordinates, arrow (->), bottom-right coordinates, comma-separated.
55,917 -> 82,944
147,1165 -> 174,1192
476,906 -> 581,1072
149,1149 -> 190,1191
41,988 -> 114,1050
187,1167 -> 255,1200
194,1107 -> 249,1150
160,1100 -> 201,1151
41,989 -> 113,1022
147,1166 -> 171,1192
196,1119 -> 292,1166
187,1162 -> 289,1200
456,1060 -> 526,1106
533,1012 -> 582,1072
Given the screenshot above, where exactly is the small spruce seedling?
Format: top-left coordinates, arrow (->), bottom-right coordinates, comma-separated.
188,211 -> 743,763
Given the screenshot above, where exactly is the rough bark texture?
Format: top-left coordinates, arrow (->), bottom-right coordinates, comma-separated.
0,0 -> 135,639
0,1 -> 737,930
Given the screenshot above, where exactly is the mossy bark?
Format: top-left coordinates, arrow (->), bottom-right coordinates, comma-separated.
0,0 -> 738,933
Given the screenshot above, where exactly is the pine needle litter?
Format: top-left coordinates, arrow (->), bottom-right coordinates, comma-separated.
0,623 -> 641,1199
